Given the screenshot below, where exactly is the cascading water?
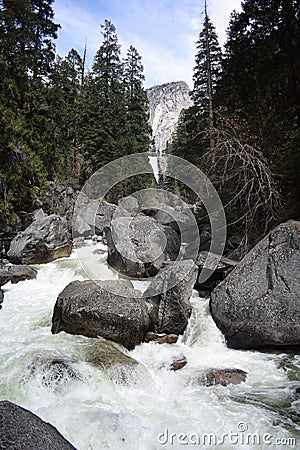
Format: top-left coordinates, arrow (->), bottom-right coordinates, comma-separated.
0,242 -> 299,449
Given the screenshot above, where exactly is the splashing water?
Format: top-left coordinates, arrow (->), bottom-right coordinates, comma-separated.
0,243 -> 299,449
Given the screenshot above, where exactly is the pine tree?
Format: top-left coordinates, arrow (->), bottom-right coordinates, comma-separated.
192,1 -> 222,136
0,0 -> 59,224
82,20 -> 126,169
123,45 -> 151,153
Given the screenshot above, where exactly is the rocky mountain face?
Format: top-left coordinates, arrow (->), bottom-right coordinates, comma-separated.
147,81 -> 193,154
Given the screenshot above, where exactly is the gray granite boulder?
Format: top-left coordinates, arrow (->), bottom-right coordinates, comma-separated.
144,259 -> 198,335
210,220 -> 300,349
106,216 -> 180,277
7,214 -> 72,264
0,401 -> 76,449
52,280 -> 151,350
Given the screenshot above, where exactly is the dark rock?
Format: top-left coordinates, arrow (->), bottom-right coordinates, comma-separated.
144,259 -> 198,335
8,265 -> 38,283
51,280 -> 151,350
0,400 -> 76,449
170,357 -> 187,371
0,270 -> 12,287
106,216 -> 180,277
197,369 -> 247,386
7,214 -> 72,264
195,251 -> 238,292
144,332 -> 178,344
0,289 -> 3,306
210,220 -> 300,349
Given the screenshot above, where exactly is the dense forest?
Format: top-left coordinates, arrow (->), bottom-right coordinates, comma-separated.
0,0 -> 150,231
171,0 -> 299,255
0,0 -> 299,257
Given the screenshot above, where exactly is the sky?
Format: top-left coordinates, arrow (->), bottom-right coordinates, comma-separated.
53,0 -> 242,89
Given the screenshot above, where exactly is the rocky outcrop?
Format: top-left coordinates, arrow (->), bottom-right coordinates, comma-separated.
106,216 -> 180,277
73,194 -> 116,237
147,81 -> 193,154
51,280 -> 151,350
44,181 -> 79,226
7,214 -> 72,264
144,259 -> 198,335
210,220 -> 300,349
0,401 -> 76,450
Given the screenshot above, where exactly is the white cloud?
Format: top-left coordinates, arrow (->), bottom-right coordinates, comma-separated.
53,0 -> 243,87
209,0 -> 242,45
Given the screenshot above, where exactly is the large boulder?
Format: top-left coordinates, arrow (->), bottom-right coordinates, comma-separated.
0,401 -> 76,450
210,220 -> 300,349
106,216 -> 180,277
73,194 -> 116,237
51,280 -> 151,350
7,214 -> 72,264
144,259 -> 198,335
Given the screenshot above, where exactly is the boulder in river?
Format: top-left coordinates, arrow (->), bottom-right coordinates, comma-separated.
144,259 -> 198,335
210,220 -> 300,349
7,214 -> 72,264
106,216 -> 180,277
52,280 -> 151,350
87,340 -> 150,385
195,369 -> 247,387
0,265 -> 37,286
0,400 -> 76,450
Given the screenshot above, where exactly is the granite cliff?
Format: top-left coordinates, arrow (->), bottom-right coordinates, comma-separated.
147,81 -> 193,154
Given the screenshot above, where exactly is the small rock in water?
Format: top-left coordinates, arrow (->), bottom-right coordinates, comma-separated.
144,332 -> 178,344
170,357 -> 187,371
8,265 -> 38,283
197,368 -> 247,387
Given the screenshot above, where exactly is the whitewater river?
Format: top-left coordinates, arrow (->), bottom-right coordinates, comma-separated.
0,242 -> 299,449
